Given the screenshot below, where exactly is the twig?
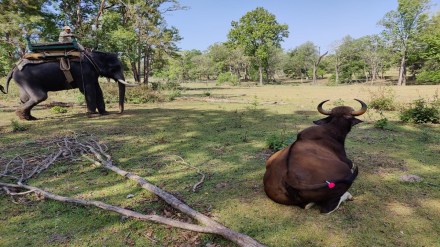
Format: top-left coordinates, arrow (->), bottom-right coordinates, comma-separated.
170,155 -> 206,192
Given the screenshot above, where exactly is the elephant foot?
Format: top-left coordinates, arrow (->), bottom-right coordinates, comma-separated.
87,111 -> 100,118
16,110 -> 37,121
99,110 -> 110,115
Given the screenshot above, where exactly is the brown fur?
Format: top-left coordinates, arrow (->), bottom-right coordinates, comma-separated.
263,101 -> 366,213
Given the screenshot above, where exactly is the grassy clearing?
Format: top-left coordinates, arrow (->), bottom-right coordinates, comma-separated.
1,81 -> 439,246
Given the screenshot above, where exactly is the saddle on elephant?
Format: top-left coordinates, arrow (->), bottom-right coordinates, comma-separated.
16,37 -> 85,84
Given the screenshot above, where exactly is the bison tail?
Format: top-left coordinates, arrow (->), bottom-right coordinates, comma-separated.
335,165 -> 359,185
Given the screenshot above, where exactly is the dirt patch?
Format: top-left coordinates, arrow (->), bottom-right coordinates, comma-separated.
352,151 -> 407,174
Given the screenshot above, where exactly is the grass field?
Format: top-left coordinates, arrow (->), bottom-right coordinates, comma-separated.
1,80 -> 439,246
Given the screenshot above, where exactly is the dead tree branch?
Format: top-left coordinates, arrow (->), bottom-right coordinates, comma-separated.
0,134 -> 265,247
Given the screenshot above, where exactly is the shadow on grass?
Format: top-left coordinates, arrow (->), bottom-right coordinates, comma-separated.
1,105 -> 439,246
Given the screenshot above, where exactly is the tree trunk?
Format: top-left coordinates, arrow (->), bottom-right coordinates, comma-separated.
244,66 -> 249,81
313,51 -> 328,84
398,55 -> 407,86
131,61 -> 140,82
258,65 -> 263,86
312,65 -> 317,84
76,0 -> 82,31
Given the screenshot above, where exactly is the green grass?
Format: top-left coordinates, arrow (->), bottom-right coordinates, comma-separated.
1,81 -> 439,246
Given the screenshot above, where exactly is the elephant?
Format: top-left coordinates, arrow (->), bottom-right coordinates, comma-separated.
1,51 -> 136,120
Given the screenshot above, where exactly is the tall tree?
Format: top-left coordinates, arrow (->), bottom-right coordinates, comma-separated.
414,10 -> 440,84
379,0 -> 431,85
227,7 -> 288,85
95,0 -> 182,84
0,0 -> 55,75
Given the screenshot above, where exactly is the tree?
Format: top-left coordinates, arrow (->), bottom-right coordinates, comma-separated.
94,0 -> 183,84
379,0 -> 431,85
356,35 -> 392,83
328,36 -> 365,84
414,11 -> 440,84
0,0 -> 56,76
227,7 -> 288,85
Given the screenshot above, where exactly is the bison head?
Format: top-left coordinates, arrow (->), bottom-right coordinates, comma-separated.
313,99 -> 367,126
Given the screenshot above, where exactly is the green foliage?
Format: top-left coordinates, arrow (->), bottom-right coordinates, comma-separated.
217,72 -> 239,86
374,118 -> 390,129
76,94 -> 85,105
265,132 -> 293,151
227,7 -> 288,84
10,120 -> 27,132
416,70 -> 440,84
51,106 -> 68,114
400,98 -> 439,124
167,89 -> 182,101
103,84 -> 165,104
368,87 -> 396,111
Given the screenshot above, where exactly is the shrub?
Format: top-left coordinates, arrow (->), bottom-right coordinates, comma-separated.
76,94 -> 85,105
416,71 -> 440,85
217,72 -> 239,86
368,87 -> 396,111
400,98 -> 439,124
167,89 -> 181,101
266,132 -> 294,151
51,106 -> 68,113
102,84 -> 165,104
11,120 -> 27,132
374,118 -> 389,129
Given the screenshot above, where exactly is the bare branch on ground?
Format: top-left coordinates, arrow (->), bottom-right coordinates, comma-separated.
0,133 -> 265,247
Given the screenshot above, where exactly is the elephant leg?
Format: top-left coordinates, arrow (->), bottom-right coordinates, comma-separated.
19,88 -> 30,104
95,84 -> 108,115
84,82 -> 98,114
16,88 -> 48,120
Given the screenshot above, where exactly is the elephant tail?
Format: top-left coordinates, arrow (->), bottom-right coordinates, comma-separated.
1,66 -> 15,94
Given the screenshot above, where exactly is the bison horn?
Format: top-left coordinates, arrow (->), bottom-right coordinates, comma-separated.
118,79 -> 139,87
317,100 -> 331,115
351,99 -> 368,116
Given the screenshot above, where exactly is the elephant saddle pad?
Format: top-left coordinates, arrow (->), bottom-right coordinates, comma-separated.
23,50 -> 81,60
17,50 -> 82,84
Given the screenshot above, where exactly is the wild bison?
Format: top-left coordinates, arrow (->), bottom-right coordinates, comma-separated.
263,99 -> 367,214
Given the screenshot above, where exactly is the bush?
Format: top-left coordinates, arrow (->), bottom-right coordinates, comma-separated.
374,118 -> 389,129
266,132 -> 294,151
368,87 -> 396,111
217,72 -> 239,86
102,84 -> 165,104
51,106 -> 68,113
167,90 -> 181,101
416,71 -> 440,85
400,98 -> 439,124
11,120 -> 27,132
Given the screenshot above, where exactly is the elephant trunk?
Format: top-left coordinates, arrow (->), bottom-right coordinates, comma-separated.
118,80 -> 126,113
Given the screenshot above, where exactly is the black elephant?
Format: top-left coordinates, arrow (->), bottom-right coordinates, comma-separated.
1,51 -> 136,120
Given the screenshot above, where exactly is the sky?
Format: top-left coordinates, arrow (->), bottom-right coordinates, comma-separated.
164,0 -> 440,52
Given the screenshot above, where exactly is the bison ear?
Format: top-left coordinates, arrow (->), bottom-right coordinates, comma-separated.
351,118 -> 363,126
313,117 -> 332,125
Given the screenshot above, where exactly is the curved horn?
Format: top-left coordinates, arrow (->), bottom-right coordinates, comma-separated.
317,100 -> 331,115
118,79 -> 139,87
352,99 -> 368,116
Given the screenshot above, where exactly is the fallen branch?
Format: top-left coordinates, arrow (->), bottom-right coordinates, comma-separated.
0,182 -> 217,233
0,134 -> 265,247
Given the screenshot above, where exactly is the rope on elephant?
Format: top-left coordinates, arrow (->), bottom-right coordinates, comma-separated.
0,133 -> 265,247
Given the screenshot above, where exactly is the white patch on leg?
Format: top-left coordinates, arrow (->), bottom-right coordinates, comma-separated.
325,192 -> 352,215
305,202 -> 315,209
346,192 -> 353,201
